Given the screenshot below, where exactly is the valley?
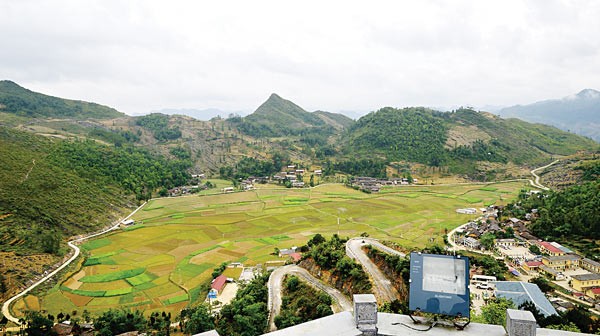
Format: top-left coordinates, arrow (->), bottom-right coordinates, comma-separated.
8,181 -> 524,319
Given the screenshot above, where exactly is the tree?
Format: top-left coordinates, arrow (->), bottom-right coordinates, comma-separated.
480,298 -> 515,326
529,244 -> 541,255
181,305 -> 214,334
480,232 -> 496,250
94,309 -> 147,336
307,233 -> 325,247
24,311 -> 56,336
546,322 -> 581,332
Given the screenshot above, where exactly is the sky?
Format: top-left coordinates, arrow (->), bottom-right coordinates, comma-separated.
1,0 -> 600,117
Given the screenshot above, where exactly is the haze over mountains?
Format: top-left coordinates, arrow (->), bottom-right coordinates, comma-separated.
498,89 -> 600,142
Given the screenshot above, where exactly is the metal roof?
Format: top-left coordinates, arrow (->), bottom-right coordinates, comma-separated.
493,281 -> 557,317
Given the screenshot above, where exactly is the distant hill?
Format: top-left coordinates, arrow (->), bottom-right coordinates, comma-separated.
0,80 -> 124,119
342,107 -> 598,176
230,93 -> 354,137
498,89 -> 600,142
150,107 -> 242,121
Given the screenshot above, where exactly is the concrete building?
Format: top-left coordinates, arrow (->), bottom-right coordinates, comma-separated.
571,273 -> 600,292
493,281 -> 558,317
580,258 -> 600,274
541,254 -> 581,271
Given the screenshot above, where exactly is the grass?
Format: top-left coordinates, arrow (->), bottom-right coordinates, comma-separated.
34,181 -> 525,317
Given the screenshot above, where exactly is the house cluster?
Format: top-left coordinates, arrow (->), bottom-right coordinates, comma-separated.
278,246 -> 302,263
272,165 -> 321,188
350,176 -> 417,193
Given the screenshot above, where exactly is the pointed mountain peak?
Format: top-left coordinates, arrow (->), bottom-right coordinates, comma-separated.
576,88 -> 600,99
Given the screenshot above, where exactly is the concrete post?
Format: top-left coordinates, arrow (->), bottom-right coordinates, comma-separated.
353,294 -> 378,336
506,309 -> 536,336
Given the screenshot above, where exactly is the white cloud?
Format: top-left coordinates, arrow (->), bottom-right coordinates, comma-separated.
1,0 -> 600,115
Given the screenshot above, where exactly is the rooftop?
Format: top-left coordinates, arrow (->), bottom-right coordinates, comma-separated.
493,281 -> 558,317
538,242 -> 563,254
572,273 -> 600,281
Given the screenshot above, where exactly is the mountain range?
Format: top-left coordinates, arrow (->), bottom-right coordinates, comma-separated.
498,89 -> 600,141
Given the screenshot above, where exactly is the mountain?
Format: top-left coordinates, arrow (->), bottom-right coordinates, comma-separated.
0,80 -> 125,120
230,93 -> 354,137
498,89 -> 600,142
342,107 -> 598,177
150,107 -> 243,121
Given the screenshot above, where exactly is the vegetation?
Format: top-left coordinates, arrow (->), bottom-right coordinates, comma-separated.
215,272 -> 269,336
94,309 -> 147,336
0,80 -> 124,119
219,153 -> 288,180
479,297 -> 515,326
468,253 -> 508,280
274,275 -> 333,329
307,234 -> 372,294
135,113 -> 182,141
180,304 -> 214,334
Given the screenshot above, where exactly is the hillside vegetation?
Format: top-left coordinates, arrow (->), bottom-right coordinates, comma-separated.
0,80 -> 124,119
0,127 -> 191,255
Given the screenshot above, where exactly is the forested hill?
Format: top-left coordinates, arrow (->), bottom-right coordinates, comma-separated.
0,80 -> 124,119
0,127 -> 191,255
228,93 -> 354,137
342,107 -> 598,168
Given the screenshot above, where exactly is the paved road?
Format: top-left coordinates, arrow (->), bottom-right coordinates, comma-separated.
1,202 -> 146,325
529,159 -> 558,191
345,238 -> 401,304
267,265 -> 352,331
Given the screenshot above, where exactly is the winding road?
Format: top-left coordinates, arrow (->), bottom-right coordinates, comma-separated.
1,202 -> 146,325
447,160 -> 558,251
267,265 -> 352,331
345,238 -> 404,304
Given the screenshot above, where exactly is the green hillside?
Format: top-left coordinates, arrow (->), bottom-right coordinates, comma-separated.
342,107 -> 598,172
0,80 -> 124,119
0,127 -> 192,255
230,93 -> 344,137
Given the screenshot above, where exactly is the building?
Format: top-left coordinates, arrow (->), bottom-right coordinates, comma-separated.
536,242 -> 565,256
211,274 -> 227,294
493,281 -> 558,317
289,252 -> 302,263
495,238 -> 521,249
541,254 -> 581,271
580,258 -> 600,273
571,273 -> 600,292
523,261 -> 543,272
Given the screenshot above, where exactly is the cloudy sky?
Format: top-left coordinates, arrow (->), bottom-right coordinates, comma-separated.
1,0 -> 600,116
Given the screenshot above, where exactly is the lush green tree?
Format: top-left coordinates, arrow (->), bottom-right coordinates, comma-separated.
480,232 -> 496,250
94,309 -> 147,336
181,305 -> 214,334
481,298 -> 515,326
23,311 -> 56,336
546,322 -> 581,332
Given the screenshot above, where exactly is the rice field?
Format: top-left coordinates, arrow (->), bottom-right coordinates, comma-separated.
29,181 -> 525,317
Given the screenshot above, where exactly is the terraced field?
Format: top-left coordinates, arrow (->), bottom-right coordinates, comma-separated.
21,181 -> 525,317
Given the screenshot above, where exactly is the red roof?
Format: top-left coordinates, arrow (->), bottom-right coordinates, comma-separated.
211,274 -> 227,292
538,241 -> 563,254
590,288 -> 600,294
526,261 -> 543,267
289,253 -> 302,262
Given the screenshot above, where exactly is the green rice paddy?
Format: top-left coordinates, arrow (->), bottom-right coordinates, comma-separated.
29,181 -> 525,317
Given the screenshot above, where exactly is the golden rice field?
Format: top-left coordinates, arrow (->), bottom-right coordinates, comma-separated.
22,181 -> 526,317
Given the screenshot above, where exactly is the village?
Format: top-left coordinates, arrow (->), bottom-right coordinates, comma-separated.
453,204 -> 600,317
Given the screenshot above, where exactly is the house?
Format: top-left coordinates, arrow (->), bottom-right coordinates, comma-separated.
292,181 -> 305,188
580,258 -> 600,274
537,241 -> 565,256
493,281 -> 558,317
295,169 -> 305,174
495,238 -> 521,249
211,274 -> 228,294
314,169 -> 322,175
289,252 -> 302,263
222,187 -> 234,193
538,265 -> 564,280
121,219 -> 135,226
541,254 -> 581,271
463,237 -> 481,249
571,273 -> 600,292
523,260 -> 543,272
585,287 -> 600,300
279,247 -> 297,257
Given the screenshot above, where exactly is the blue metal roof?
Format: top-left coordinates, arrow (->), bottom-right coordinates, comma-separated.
492,281 -> 557,317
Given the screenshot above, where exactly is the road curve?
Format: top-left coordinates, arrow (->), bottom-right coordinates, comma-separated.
345,238 -> 401,304
267,265 -> 352,332
530,159 -> 558,190
1,202 -> 146,325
